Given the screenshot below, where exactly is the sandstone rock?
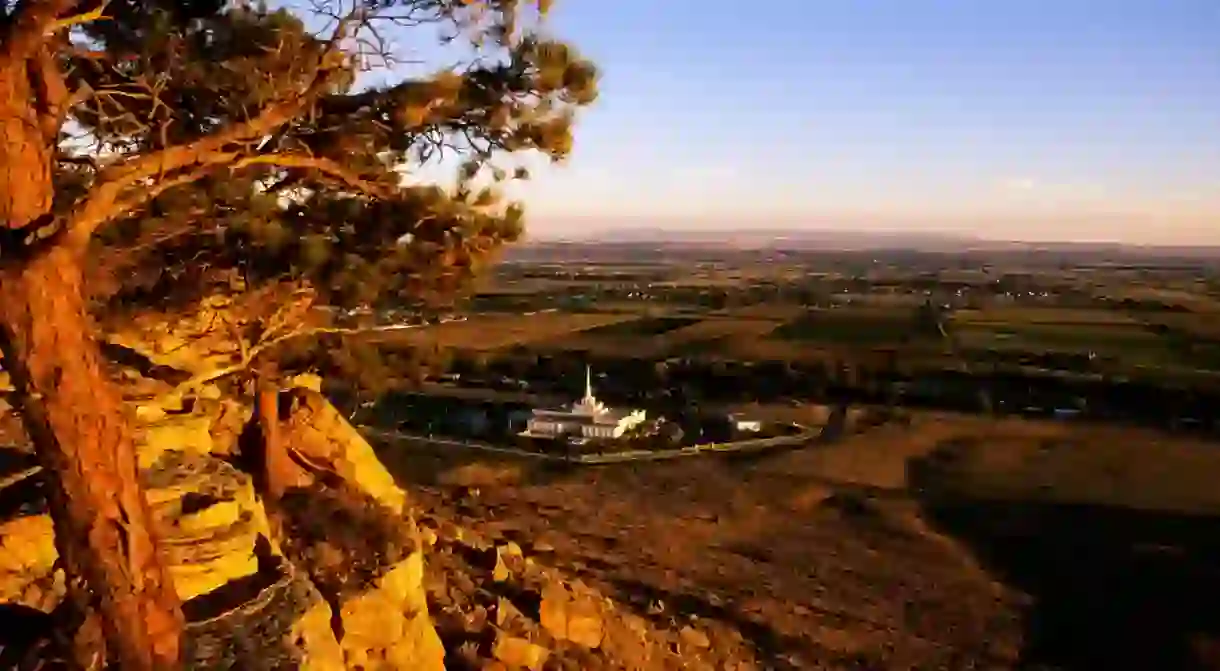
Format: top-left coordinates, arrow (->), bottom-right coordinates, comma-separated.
281,389 -> 408,515
496,597 -> 525,628
492,631 -> 550,670
500,540 -> 524,558
0,451 -> 279,615
208,396 -> 253,457
601,611 -> 653,670
567,601 -> 605,649
182,555 -> 344,670
132,387 -> 250,466
0,514 -> 62,612
333,551 -> 445,670
142,451 -> 277,602
290,373 -> 324,392
273,479 -> 444,671
138,412 -> 217,470
103,290 -> 291,378
679,625 -> 711,649
493,551 -> 511,582
540,582 -> 605,649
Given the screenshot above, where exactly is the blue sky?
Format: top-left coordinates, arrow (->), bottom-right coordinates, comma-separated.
502,0 -> 1219,244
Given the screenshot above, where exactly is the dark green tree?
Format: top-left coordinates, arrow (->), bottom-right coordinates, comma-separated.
0,1 -> 596,667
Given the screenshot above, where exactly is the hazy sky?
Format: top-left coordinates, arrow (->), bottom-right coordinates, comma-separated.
503,0 -> 1218,244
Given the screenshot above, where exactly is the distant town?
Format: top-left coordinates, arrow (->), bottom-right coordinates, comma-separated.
327,237 -> 1220,450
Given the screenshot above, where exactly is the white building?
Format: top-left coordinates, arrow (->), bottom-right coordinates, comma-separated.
728,414 -> 763,433
521,366 -> 646,441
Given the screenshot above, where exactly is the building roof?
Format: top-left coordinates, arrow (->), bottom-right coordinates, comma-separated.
530,407 -> 639,426
528,364 -> 644,425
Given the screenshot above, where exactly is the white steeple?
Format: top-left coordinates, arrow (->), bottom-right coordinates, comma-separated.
573,364 -> 605,414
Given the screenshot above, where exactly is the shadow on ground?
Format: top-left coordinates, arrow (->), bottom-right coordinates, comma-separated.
605,577 -> 817,671
911,459 -> 1220,670
372,439 -> 580,488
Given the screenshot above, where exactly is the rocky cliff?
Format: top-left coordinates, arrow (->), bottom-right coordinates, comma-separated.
0,297 -> 747,670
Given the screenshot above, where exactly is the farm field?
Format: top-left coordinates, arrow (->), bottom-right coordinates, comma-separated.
951,306 -> 1141,326
952,321 -> 1163,352
947,306 -> 1192,365
771,307 -> 927,346
368,311 -> 635,351
359,247 -> 1220,669
369,296 -> 1220,376
546,317 -> 789,359
1104,286 -> 1220,313
706,304 -> 808,320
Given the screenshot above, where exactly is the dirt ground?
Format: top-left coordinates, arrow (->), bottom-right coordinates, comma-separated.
388,427 -> 1024,669
384,414 -> 1220,670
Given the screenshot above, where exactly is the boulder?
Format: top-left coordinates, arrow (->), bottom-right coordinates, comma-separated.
142,451 -> 277,602
0,450 -> 349,668
280,388 -> 408,515
0,299 -> 457,668
0,514 -> 62,612
182,554 -> 345,670
333,550 -> 445,670
492,631 -> 550,670
539,581 -> 605,649
138,413 -> 218,470
273,485 -> 444,670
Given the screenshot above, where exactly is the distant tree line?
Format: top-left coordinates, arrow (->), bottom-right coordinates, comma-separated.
439,348 -> 1220,435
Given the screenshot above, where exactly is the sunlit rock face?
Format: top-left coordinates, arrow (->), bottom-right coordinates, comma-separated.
0,292 -> 445,670
270,388 -> 443,670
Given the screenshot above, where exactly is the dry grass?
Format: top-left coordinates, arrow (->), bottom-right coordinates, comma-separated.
531,333 -> 669,358
658,318 -> 783,347
1106,287 -> 1220,313
712,305 -> 809,320
533,317 -> 784,359
374,312 -> 637,351
917,418 -> 1220,514
952,307 -> 1139,326
1141,313 -> 1220,339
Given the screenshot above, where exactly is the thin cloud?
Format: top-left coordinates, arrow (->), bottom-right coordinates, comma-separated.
998,177 -> 1037,192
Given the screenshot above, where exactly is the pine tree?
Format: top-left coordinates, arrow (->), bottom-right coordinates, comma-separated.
0,2 -> 596,667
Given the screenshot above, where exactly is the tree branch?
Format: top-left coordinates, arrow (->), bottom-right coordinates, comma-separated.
43,3 -> 106,35
65,97 -> 309,244
153,324 -> 386,405
3,0 -> 76,62
62,8 -> 365,245
96,151 -> 394,231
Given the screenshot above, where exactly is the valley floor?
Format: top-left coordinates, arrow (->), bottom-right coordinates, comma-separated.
384,413 -> 1220,670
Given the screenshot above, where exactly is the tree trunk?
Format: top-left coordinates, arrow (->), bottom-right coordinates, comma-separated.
0,64 -> 183,670
0,247 -> 186,670
259,381 -> 287,499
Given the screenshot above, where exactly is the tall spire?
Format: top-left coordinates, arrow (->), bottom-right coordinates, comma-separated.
585,364 -> 593,400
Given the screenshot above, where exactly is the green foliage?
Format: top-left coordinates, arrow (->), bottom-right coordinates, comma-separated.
68,0 -> 598,389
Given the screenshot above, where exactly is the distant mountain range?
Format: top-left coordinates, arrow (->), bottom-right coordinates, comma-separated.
522,227 -> 1220,259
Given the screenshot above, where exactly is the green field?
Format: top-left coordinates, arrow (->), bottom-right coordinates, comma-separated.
771,308 -> 926,346
577,316 -> 702,337
371,302 -> 1220,375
